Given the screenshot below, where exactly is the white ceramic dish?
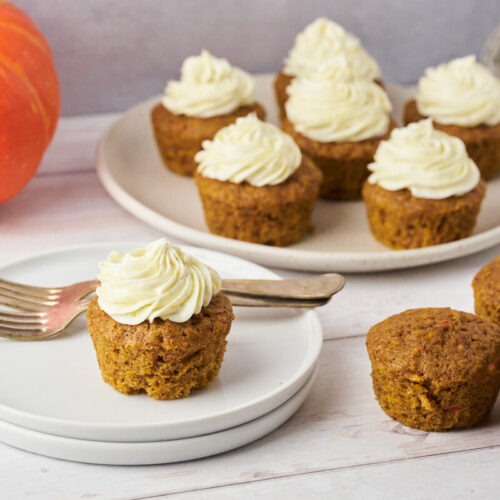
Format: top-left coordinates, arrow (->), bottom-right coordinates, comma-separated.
96,74 -> 500,273
0,366 -> 317,465
0,243 -> 322,442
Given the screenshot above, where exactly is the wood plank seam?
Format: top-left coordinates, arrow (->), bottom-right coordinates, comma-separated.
126,443 -> 500,499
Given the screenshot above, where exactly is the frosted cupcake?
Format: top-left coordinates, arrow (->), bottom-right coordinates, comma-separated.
194,113 -> 322,246
282,61 -> 395,200
86,239 -> 234,400
404,56 -> 500,180
151,50 -> 266,176
274,17 -> 381,120
363,120 -> 486,249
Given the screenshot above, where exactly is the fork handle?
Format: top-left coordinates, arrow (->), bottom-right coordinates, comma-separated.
228,295 -> 329,308
222,273 -> 344,300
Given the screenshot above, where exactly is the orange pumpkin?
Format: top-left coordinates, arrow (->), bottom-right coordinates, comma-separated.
0,2 -> 59,202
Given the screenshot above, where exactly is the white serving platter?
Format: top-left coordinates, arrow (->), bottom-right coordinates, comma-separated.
0,243 -> 322,442
96,75 -> 500,272
0,366 -> 317,465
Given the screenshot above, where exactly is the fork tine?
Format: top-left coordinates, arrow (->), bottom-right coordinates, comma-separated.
0,287 -> 58,304
0,320 -> 45,331
0,279 -> 60,299
0,327 -> 46,340
0,311 -> 45,324
0,293 -> 53,312
0,278 -> 61,293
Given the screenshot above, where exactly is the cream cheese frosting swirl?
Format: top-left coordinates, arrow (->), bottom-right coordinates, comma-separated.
283,17 -> 380,81
367,119 -> 480,199
195,113 -> 301,186
416,55 -> 500,127
96,239 -> 221,325
285,61 -> 391,142
162,50 -> 255,118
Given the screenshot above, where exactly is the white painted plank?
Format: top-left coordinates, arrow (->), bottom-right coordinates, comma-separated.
163,447 -> 500,500
0,171 -> 166,259
38,113 -> 118,175
1,337 -> 500,500
314,243 -> 500,339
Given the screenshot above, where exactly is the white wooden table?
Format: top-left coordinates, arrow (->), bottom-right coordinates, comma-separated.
1,115 -> 499,500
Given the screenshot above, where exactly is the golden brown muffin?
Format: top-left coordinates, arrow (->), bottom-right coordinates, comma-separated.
282,117 -> 396,200
151,103 -> 266,177
367,308 -> 500,431
274,71 -> 294,122
194,157 -> 322,246
86,293 -> 234,400
274,71 -> 385,122
362,179 -> 486,249
404,99 -> 500,181
473,256 -> 500,326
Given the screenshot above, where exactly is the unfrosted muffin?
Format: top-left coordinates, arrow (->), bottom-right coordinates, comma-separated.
194,114 -> 322,246
274,17 -> 382,120
363,120 -> 486,249
283,61 -> 394,200
404,56 -> 500,180
367,308 -> 500,431
151,50 -> 266,176
86,239 -> 234,400
473,256 -> 500,326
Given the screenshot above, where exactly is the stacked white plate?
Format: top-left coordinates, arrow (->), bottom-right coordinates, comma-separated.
0,243 -> 323,465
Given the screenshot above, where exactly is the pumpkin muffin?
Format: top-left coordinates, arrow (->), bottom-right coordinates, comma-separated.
87,239 -> 233,400
473,256 -> 500,326
194,114 -> 322,246
367,308 -> 500,432
284,61 -> 394,200
151,50 -> 266,177
404,56 -> 500,180
275,17 -> 381,120
364,120 -> 485,249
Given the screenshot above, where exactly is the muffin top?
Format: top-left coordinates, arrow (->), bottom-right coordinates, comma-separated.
416,56 -> 500,127
366,308 -> 500,384
283,17 -> 380,81
96,239 -> 221,325
162,50 -> 255,118
473,256 -> 500,306
195,113 -> 301,186
367,119 -> 480,199
285,60 -> 391,143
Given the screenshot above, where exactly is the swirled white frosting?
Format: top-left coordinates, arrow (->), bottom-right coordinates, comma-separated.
283,17 -> 380,81
416,56 -> 500,127
195,113 -> 301,186
285,61 -> 391,142
96,239 -> 221,325
367,119 -> 480,199
162,50 -> 256,118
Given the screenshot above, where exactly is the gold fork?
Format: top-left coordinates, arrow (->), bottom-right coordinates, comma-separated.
0,274 -> 344,340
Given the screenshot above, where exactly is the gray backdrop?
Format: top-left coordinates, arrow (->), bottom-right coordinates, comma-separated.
16,0 -> 500,116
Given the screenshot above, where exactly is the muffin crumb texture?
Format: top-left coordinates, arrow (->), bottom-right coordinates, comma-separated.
195,158 -> 322,246
273,71 -> 293,121
362,180 -> 486,249
473,256 -> 500,326
87,293 -> 234,400
366,308 -> 500,431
